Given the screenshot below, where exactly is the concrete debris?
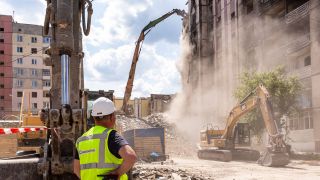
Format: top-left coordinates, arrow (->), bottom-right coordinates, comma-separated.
116,115 -> 152,132
117,113 -> 176,139
132,166 -> 212,180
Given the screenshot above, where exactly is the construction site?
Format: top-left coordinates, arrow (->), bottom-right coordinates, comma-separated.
0,0 -> 320,179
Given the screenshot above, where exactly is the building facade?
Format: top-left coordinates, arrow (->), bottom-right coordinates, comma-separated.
0,15 -> 51,116
186,0 -> 320,152
0,15 -> 13,117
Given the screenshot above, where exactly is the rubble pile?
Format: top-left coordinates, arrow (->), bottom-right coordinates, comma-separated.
132,166 -> 212,180
0,121 -> 19,128
144,113 -> 176,138
116,115 -> 151,132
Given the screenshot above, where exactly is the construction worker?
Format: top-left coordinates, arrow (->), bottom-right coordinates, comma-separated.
74,97 -> 137,180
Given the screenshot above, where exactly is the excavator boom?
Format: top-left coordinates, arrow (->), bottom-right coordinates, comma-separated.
122,9 -> 187,114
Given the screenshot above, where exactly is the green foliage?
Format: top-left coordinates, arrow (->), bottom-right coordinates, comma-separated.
234,66 -> 302,135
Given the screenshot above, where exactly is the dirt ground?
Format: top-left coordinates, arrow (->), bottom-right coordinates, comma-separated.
136,157 -> 320,180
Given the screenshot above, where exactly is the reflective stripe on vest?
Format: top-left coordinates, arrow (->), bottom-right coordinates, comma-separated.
76,128 -> 120,170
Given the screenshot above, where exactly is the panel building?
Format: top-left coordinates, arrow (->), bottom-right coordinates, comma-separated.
185,0 -> 320,152
0,15 -> 51,116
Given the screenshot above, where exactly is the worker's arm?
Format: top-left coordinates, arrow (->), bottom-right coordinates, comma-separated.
73,159 -> 80,179
111,145 -> 137,176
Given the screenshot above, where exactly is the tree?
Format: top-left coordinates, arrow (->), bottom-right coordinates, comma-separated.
233,67 -> 302,135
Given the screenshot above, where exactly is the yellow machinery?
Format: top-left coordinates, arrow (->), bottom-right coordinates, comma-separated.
16,92 -> 46,154
198,85 -> 290,167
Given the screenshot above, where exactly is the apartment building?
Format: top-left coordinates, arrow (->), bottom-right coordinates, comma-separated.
186,0 -> 319,152
0,15 -> 51,116
0,15 -> 13,116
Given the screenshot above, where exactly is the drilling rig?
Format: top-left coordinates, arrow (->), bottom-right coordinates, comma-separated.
0,0 -> 93,179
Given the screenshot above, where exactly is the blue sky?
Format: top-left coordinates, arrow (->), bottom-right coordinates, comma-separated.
1,0 -> 187,97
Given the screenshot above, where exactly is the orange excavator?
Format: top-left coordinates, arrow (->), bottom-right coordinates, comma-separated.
121,9 -> 187,115
198,85 -> 290,167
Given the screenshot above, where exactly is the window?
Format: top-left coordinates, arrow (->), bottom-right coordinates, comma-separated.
0,96 -> 4,100
16,68 -> 24,76
0,50 -> 4,54
17,35 -> 23,42
43,69 -> 50,76
43,80 -> 51,87
31,69 -> 38,76
0,61 -> 4,65
17,58 -> 23,64
43,91 -> 50,97
31,48 -> 37,54
43,37 -> 51,43
0,28 -> 4,32
216,0 -> 221,22
32,59 -> 37,65
43,102 -> 50,108
0,107 -> 4,111
245,0 -> 253,14
17,91 -> 23,97
31,37 -> 37,43
0,73 -> 4,77
0,84 -> 4,88
17,47 -> 23,53
32,103 -> 38,109
17,80 -> 23,87
304,56 -> 311,66
0,39 -> 4,43
32,80 -> 38,88
32,92 -> 37,98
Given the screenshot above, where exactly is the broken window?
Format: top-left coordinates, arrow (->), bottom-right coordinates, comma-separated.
216,0 -> 221,23
32,92 -> 37,98
304,56 -> 311,66
31,48 -> 37,54
245,0 -> 253,14
17,91 -> 23,97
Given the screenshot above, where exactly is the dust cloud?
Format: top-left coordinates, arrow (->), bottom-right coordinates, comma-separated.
167,12 -> 308,146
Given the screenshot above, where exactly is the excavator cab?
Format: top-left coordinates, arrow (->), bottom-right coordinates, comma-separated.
234,123 -> 251,146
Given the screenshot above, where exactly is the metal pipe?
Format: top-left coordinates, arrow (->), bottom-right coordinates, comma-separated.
61,54 -> 70,105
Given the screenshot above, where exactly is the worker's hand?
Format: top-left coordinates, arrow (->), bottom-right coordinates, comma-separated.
106,170 -> 120,180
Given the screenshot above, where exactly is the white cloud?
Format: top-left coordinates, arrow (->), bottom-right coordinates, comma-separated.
86,0 -> 153,46
83,40 -> 181,97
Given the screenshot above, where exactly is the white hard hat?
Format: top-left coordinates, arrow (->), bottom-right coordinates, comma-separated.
91,97 -> 116,117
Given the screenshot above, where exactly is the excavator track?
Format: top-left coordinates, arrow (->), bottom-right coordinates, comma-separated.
198,148 -> 260,162
198,149 -> 232,162
258,151 -> 290,167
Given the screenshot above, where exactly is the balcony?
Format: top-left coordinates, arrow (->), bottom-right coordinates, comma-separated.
285,1 -> 310,24
291,66 -> 311,79
286,34 -> 310,54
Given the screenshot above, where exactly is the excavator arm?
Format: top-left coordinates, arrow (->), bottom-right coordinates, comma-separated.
122,9 -> 187,114
199,84 -> 289,166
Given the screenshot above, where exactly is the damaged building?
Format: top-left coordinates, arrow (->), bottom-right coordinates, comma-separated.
185,0 -> 320,152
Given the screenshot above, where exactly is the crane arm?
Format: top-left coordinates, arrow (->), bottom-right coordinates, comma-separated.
121,9 -> 186,114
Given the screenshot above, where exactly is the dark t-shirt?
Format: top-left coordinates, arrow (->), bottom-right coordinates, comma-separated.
75,130 -> 129,159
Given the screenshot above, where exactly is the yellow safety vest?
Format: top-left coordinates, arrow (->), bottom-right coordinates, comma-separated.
76,126 -> 128,180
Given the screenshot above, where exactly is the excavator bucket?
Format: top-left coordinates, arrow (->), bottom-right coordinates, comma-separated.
258,151 -> 290,167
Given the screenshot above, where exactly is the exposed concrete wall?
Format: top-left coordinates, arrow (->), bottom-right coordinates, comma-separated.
309,0 -> 320,152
